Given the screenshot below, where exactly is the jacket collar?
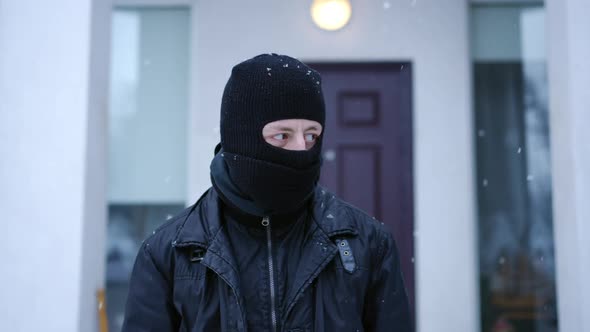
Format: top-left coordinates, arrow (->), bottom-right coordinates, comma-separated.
172,188 -> 220,248
173,186 -> 357,247
172,188 -> 247,327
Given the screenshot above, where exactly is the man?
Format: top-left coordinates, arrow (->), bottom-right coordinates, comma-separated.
123,54 -> 411,331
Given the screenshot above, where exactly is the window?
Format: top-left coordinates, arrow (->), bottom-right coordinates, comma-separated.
106,7 -> 190,331
471,3 -> 558,332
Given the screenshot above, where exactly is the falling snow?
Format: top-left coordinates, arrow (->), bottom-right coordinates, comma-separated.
478,129 -> 486,137
483,179 -> 488,187
527,174 -> 534,181
383,1 -> 391,9
517,147 -> 522,154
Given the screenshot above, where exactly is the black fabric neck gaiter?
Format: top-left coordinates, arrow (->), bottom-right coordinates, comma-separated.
210,149 -> 266,217
211,148 -> 319,217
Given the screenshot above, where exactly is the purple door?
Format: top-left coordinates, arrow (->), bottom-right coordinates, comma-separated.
309,62 -> 415,324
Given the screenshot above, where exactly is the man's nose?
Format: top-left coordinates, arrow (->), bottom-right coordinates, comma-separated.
288,134 -> 307,151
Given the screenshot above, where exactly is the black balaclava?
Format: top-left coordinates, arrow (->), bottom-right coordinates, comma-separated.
211,53 -> 325,217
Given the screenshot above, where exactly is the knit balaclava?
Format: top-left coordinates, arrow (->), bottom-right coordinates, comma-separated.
217,53 -> 325,216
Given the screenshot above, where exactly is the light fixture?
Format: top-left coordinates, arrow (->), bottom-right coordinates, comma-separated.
310,0 -> 352,31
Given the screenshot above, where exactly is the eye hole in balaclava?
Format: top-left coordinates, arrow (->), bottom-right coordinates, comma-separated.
215,53 -> 326,216
262,119 -> 323,151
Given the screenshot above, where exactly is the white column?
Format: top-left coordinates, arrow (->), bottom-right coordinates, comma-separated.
0,1 -> 109,331
546,1 -> 590,331
79,0 -> 111,331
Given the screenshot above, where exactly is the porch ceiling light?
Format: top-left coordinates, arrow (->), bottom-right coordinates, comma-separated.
310,0 -> 352,31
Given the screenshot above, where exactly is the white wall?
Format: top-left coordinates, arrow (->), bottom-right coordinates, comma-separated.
0,0 -> 109,331
546,0 -> 590,331
189,1 -> 478,331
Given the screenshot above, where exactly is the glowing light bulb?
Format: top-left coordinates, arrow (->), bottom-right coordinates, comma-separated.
310,0 -> 352,31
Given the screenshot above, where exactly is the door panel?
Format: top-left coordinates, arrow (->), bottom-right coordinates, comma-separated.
309,62 -> 415,324
338,144 -> 381,218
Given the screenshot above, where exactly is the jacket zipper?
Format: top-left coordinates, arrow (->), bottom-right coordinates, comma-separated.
262,216 -> 278,332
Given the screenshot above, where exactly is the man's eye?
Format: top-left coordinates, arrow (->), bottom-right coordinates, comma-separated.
273,133 -> 287,140
304,134 -> 317,142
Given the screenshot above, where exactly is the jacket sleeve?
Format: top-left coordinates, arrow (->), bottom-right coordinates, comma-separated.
363,230 -> 412,332
122,243 -> 180,332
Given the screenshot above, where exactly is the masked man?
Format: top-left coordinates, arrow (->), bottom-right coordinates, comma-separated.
123,54 -> 411,332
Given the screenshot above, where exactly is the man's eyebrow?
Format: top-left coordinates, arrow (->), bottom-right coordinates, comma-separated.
267,125 -> 321,132
304,125 -> 321,131
270,126 -> 295,133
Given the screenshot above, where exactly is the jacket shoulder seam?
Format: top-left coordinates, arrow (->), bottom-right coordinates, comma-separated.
339,200 -> 389,234
336,199 -> 394,260
143,242 -> 172,283
142,206 -> 194,245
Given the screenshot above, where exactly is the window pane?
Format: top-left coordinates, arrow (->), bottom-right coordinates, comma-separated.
108,8 -> 189,204
106,7 -> 190,332
472,4 -> 558,332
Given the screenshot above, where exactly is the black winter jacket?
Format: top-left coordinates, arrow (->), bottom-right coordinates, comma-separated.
122,187 -> 411,332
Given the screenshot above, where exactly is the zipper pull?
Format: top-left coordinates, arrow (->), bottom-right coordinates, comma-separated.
261,216 -> 270,227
